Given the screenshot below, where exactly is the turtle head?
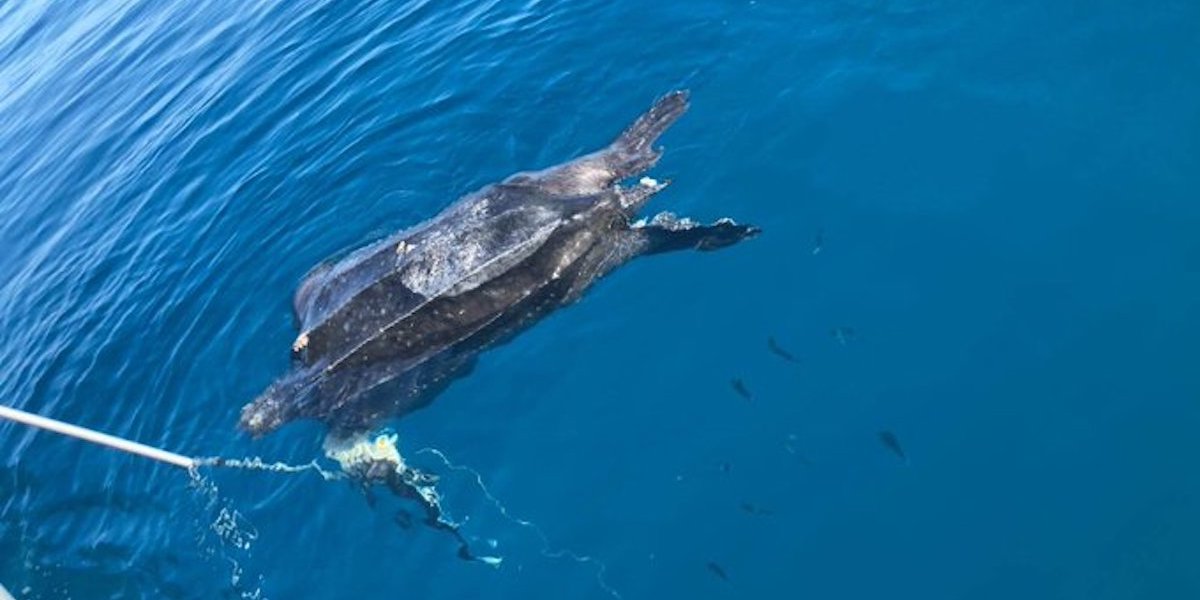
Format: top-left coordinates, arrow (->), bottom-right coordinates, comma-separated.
238,371 -> 310,437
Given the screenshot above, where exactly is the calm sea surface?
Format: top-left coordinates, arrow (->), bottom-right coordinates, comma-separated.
1,0 -> 1198,598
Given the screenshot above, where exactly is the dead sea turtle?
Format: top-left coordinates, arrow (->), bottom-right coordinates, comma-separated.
240,91 -> 759,437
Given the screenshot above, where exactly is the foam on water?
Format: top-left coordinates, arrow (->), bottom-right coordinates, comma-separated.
185,468 -> 266,600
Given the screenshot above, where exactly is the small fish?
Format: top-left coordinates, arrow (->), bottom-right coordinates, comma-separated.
812,228 -> 824,255
393,510 -> 414,530
767,337 -> 800,363
878,430 -> 909,464
730,378 -> 752,400
706,561 -> 730,582
740,502 -> 774,516
831,326 -> 857,346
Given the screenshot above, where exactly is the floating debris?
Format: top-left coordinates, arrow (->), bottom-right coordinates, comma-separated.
767,336 -> 800,363
418,447 -> 621,598
730,378 -> 752,401
324,432 -> 500,565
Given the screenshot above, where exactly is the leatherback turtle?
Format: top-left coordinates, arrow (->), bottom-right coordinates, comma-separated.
240,91 -> 759,437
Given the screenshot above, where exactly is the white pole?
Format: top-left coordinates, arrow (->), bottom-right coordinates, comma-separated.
0,405 -> 196,469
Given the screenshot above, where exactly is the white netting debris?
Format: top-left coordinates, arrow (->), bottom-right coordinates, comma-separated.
323,432 -> 404,471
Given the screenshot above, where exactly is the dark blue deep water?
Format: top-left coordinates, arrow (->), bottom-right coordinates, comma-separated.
2,1 -> 1198,598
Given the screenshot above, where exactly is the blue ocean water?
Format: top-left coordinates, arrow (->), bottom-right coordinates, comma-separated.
2,0 -> 1199,597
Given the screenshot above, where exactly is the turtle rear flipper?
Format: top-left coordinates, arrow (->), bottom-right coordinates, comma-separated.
634,213 -> 760,255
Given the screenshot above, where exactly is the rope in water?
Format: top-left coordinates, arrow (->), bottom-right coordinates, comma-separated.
0,405 -> 197,469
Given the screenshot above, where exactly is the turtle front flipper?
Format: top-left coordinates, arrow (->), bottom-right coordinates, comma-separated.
603,90 -> 689,180
633,212 -> 760,255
